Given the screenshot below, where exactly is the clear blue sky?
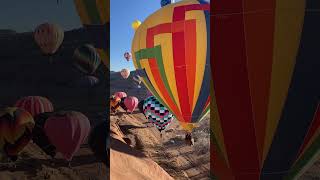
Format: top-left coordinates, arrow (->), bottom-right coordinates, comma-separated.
0,1 -> 81,32
110,0 -> 161,72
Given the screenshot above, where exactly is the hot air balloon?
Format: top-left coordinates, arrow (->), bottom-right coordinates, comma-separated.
114,92 -> 127,99
110,96 -> 121,113
133,75 -> 142,88
0,107 -> 34,161
71,75 -> 100,87
131,0 -> 210,133
73,44 -> 101,74
15,96 -> 54,117
73,0 -> 109,68
120,68 -> 130,79
34,23 -> 64,56
124,52 -> 132,61
161,0 -> 175,7
124,96 -> 138,113
211,1 -> 320,180
44,111 -> 90,161
132,20 -> 141,31
143,96 -> 173,132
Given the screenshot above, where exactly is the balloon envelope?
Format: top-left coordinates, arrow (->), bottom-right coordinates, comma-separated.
131,0 -> 210,130
211,1 -> 320,179
120,68 -> 130,79
0,107 -> 34,159
44,111 -> 90,161
34,23 -> 64,55
15,96 -> 54,117
132,20 -> 141,30
124,96 -> 138,113
124,52 -> 132,61
73,0 -> 109,67
73,44 -> 101,74
161,0 -> 175,7
143,96 -> 173,132
114,92 -> 127,99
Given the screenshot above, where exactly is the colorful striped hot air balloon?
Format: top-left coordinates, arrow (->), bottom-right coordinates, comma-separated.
211,1 -> 320,180
131,0 -> 210,132
73,44 -> 101,74
0,107 -> 34,161
15,96 -> 54,117
73,0 -> 109,68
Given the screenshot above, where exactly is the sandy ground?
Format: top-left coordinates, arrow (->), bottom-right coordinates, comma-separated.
110,109 -> 210,180
0,142 -> 107,180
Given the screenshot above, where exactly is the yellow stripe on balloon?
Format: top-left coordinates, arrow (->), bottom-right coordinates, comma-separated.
263,0 -> 305,161
154,34 -> 181,111
73,0 -> 91,25
185,7 -> 207,112
96,0 -> 109,24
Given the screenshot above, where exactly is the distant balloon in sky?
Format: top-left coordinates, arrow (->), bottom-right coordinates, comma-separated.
124,52 -> 132,61
161,0 -> 175,7
132,20 -> 141,31
34,23 -> 64,55
120,68 -> 130,79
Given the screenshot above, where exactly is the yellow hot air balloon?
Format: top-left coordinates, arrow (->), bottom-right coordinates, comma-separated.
73,0 -> 109,68
131,0 -> 210,133
132,20 -> 141,31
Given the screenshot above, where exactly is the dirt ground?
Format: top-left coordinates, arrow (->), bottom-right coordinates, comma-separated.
110,109 -> 210,180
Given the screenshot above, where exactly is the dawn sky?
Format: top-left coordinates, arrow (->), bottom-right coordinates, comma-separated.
0,1 -> 81,32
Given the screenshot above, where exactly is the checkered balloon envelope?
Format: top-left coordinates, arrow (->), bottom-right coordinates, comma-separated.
142,96 -> 174,132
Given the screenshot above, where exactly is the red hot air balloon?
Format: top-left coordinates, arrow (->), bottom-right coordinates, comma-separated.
34,23 -> 64,55
44,111 -> 90,161
15,96 -> 54,117
114,92 -> 127,99
124,96 -> 139,113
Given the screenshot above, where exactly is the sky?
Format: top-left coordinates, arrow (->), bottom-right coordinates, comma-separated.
0,1 -> 81,32
110,0 -> 161,72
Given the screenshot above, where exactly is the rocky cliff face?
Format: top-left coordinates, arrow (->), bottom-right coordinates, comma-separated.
0,29 -> 108,126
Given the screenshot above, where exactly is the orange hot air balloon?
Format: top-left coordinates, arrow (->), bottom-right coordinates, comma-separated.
120,68 -> 130,79
131,0 -> 210,132
211,1 -> 320,180
34,23 -> 64,55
